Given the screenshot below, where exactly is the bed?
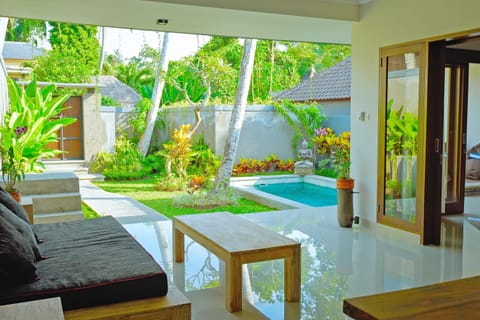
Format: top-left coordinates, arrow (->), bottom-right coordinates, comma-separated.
0,217 -> 168,309
0,200 -> 190,319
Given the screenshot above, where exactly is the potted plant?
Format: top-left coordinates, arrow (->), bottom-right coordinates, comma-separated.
0,77 -> 76,201
313,128 -> 356,227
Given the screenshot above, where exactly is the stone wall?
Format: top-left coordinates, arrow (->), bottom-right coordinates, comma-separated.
101,102 -> 351,162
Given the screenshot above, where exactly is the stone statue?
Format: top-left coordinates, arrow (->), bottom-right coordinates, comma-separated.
294,139 -> 314,175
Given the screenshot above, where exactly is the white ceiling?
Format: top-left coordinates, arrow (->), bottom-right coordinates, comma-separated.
0,0 -> 373,43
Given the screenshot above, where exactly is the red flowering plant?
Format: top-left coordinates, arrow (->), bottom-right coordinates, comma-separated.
312,128 -> 351,179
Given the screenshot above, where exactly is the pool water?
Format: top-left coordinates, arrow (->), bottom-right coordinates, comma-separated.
254,182 -> 337,207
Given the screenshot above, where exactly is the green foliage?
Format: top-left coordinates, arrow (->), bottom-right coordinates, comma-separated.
190,136 -> 222,177
82,202 -> 100,219
143,154 -> 165,174
155,176 -> 188,192
6,18 -> 47,45
101,96 -> 121,107
91,136 -> 150,180
250,40 -> 299,102
1,77 -> 76,191
315,167 -> 338,178
285,42 -> 351,77
128,98 -> 152,142
386,99 -> 418,157
30,22 -> 100,83
273,100 -> 327,150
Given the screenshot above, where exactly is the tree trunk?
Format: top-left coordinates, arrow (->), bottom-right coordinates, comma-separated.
211,38 -> 258,193
0,17 -> 9,122
137,32 -> 170,156
98,26 -> 105,73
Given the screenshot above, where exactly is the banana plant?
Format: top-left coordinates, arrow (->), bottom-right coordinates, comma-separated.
0,77 -> 77,192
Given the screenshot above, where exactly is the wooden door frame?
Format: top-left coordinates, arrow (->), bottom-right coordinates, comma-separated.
377,42 -> 428,237
443,62 -> 468,214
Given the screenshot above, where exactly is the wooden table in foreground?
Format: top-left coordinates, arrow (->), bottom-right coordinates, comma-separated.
0,297 -> 64,320
343,275 -> 480,320
173,212 -> 301,312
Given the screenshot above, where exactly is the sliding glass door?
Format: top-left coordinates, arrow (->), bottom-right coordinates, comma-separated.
378,43 -> 427,235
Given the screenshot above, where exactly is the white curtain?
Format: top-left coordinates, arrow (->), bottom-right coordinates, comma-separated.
0,17 -> 9,123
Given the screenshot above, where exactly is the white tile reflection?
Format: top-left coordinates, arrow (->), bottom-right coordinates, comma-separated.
121,201 -> 480,320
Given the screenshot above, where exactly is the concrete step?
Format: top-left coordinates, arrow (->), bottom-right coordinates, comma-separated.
43,160 -> 88,174
34,210 -> 84,224
31,192 -> 82,215
76,173 -> 105,182
19,172 -> 80,195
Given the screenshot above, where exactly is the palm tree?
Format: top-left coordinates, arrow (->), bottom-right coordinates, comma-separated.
137,32 -> 170,156
211,38 -> 258,193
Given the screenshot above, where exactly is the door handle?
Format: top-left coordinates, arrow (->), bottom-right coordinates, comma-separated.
435,138 -> 440,153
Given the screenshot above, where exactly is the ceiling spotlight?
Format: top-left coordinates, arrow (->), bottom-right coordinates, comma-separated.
156,19 -> 169,25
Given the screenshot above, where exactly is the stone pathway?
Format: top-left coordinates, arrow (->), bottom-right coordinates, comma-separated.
79,180 -> 169,224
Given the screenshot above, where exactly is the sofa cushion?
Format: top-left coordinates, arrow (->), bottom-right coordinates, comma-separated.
0,217 -> 168,310
0,203 -> 42,261
0,187 -> 30,224
0,215 -> 38,284
0,187 -> 40,243
466,159 -> 480,180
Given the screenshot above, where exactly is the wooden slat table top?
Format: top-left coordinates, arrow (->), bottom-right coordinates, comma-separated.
0,297 -> 64,320
174,212 -> 299,254
343,275 -> 480,320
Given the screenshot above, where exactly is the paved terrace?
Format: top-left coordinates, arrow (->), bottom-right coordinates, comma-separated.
79,180 -> 169,224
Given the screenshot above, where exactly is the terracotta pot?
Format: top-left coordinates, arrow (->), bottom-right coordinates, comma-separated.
336,178 -> 354,227
336,178 -> 354,190
8,190 -> 21,203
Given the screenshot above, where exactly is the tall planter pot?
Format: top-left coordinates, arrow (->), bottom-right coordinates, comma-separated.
336,178 -> 354,228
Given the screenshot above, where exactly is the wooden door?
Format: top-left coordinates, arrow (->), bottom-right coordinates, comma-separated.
47,96 -> 83,160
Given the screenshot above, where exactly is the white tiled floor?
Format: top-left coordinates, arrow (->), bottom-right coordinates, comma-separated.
120,197 -> 480,320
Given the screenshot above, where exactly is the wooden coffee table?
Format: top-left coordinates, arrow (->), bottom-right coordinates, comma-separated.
173,212 -> 301,312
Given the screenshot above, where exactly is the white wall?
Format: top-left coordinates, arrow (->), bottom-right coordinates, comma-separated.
351,0 -> 480,224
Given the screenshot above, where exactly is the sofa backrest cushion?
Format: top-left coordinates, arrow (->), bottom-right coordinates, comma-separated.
0,187 -> 40,243
0,203 -> 42,261
0,216 -> 38,284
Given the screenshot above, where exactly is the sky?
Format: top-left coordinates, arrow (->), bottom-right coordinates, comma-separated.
102,27 -> 210,61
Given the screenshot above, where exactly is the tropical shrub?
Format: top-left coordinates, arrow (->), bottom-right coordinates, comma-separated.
190,137 -> 222,177
91,136 -> 150,180
273,100 -> 327,151
313,128 -> 351,179
232,155 -> 295,176
160,124 -> 194,178
1,77 -> 76,191
173,185 -> 239,209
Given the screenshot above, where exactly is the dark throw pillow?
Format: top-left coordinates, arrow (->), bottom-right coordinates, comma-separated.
0,186 -> 30,223
0,202 -> 42,261
0,186 -> 41,244
0,216 -> 38,284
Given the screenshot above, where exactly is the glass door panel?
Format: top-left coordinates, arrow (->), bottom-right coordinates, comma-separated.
442,65 -> 467,214
384,52 -> 420,223
378,43 -> 427,234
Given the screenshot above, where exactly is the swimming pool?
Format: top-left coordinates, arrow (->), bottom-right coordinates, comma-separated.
254,182 -> 337,207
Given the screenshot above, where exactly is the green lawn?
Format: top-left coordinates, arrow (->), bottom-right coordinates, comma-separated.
82,202 -> 100,219
94,176 -> 275,219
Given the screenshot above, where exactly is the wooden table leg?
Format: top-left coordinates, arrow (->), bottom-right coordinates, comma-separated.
285,244 -> 301,302
226,255 -> 242,312
173,222 -> 185,263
